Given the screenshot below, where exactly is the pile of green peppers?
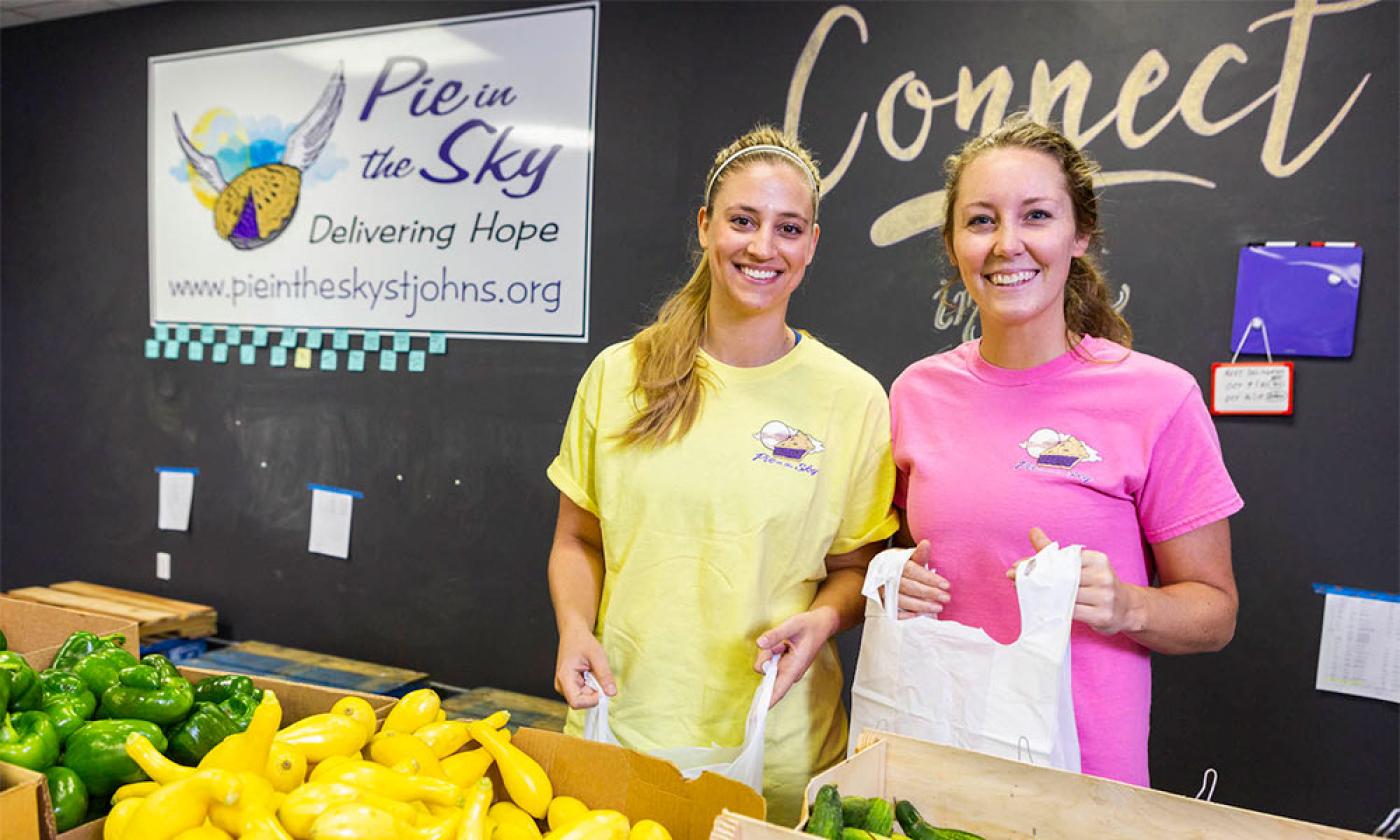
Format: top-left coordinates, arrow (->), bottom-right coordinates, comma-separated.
0,630 -> 261,831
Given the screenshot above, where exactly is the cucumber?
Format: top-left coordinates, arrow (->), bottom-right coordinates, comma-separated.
842,796 -> 871,829
893,800 -> 984,840
806,784 -> 844,840
843,830 -> 891,840
864,798 -> 894,836
894,800 -> 928,840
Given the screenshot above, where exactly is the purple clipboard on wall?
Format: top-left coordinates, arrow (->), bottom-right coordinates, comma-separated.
1231,245 -> 1363,358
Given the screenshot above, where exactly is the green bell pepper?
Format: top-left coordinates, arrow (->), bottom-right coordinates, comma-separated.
42,766 -> 89,832
0,651 -> 41,711
60,718 -> 168,797
0,627 -> 7,650
96,654 -> 193,726
166,672 -> 263,765
0,670 -> 10,712
37,669 -> 97,743
192,674 -> 260,705
50,631 -> 128,672
0,710 -> 61,770
165,699 -> 240,765
70,647 -> 140,697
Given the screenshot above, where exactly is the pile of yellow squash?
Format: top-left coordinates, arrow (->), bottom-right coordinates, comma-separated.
103,688 -> 675,840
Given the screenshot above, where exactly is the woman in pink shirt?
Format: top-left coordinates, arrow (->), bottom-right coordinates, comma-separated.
889,115 -> 1242,786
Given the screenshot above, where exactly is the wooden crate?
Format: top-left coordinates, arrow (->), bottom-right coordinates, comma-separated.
190,640 -> 428,697
710,730 -> 1369,840
5,582 -> 215,639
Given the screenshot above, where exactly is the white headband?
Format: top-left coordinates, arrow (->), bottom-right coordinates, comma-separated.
703,144 -> 821,209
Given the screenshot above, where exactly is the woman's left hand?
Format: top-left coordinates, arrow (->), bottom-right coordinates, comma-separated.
1013,526 -> 1143,636
753,608 -> 837,708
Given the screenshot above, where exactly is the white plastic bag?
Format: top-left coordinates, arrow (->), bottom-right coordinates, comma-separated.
848,542 -> 1082,770
581,652 -> 781,792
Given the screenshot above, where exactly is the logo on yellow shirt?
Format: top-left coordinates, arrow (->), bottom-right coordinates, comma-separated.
753,420 -> 824,475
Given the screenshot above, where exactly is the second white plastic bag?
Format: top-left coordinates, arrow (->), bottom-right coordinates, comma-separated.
848,542 -> 1082,770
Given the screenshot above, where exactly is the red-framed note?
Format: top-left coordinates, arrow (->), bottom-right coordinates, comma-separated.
1210,362 -> 1295,415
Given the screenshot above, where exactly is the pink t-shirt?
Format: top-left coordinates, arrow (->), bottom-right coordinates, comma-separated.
889,336 -> 1243,786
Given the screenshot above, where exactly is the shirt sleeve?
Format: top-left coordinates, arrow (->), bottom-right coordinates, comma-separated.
1138,384 -> 1244,544
546,353 -> 606,517
829,385 -> 900,555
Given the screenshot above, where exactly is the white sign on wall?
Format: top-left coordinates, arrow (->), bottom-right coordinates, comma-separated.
149,3 -> 596,342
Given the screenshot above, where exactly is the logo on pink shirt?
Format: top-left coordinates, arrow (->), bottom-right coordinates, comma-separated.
1016,427 -> 1101,483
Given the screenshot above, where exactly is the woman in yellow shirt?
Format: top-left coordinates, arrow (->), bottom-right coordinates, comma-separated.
546,126 -> 897,821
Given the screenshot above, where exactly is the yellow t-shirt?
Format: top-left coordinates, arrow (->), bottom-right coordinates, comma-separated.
548,335 -> 897,823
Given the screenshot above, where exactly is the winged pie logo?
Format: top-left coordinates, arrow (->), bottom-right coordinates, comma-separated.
752,420 -> 823,476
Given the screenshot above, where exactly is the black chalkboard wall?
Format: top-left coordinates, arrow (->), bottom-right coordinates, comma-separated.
2,0 -> 1396,831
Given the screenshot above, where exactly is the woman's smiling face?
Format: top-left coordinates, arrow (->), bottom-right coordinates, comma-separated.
950,147 -> 1089,337
698,160 -> 819,321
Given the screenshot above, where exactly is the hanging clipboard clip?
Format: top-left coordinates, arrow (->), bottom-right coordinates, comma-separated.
1231,317 -> 1272,363
1211,316 -> 1295,416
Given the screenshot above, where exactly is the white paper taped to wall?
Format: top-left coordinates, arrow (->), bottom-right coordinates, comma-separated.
1315,586 -> 1400,703
157,467 -> 197,531
307,483 -> 361,559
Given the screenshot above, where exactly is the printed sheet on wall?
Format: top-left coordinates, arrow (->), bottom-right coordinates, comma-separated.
148,2 -> 597,342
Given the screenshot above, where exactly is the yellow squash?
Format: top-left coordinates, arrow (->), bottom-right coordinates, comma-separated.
368,732 -> 447,778
118,769 -> 243,840
466,720 -> 552,818
208,771 -> 278,836
454,778 -> 493,840
440,747 -> 494,788
547,797 -> 590,832
277,782 -> 416,839
413,721 -> 472,758
329,697 -> 378,738
126,733 -> 196,785
309,758 -> 464,807
553,812 -> 629,840
309,802 -> 400,840
413,808 -> 465,840
239,810 -> 295,840
382,689 -> 442,735
111,781 -> 161,803
171,825 -> 233,840
495,825 -> 543,840
202,690 -> 284,774
266,742 -> 308,792
274,714 -> 370,763
629,820 -> 673,840
490,801 -> 543,839
104,798 -> 145,840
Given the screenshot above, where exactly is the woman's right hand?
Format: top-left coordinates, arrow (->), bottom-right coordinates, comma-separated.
554,627 -> 617,709
897,539 -> 951,619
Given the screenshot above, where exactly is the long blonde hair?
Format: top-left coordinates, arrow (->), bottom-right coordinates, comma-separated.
619,126 -> 821,447
941,114 -> 1132,348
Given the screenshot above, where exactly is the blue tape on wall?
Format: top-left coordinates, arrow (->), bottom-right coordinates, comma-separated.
307,483 -> 364,499
1312,583 -> 1400,602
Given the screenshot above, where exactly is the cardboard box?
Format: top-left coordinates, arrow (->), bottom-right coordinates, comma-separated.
504,728 -> 766,840
52,667 -> 397,839
0,595 -> 140,669
711,730 -> 1368,840
54,722 -> 759,840
1,762 -> 57,840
